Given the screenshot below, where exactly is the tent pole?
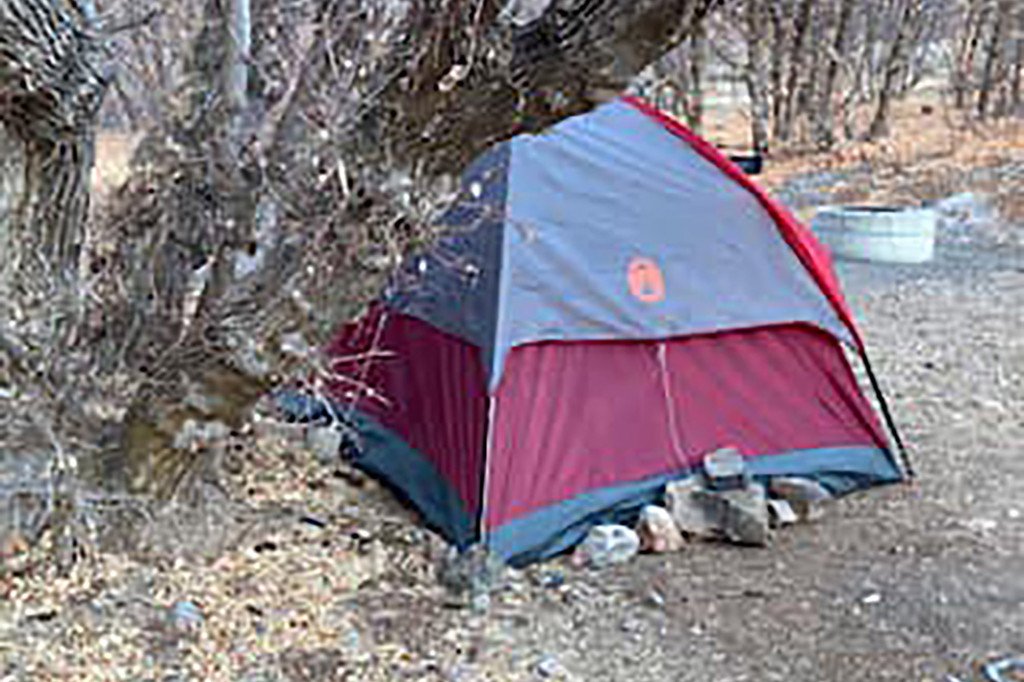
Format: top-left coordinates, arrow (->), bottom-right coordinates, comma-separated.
479,395 -> 497,547
859,348 -> 915,480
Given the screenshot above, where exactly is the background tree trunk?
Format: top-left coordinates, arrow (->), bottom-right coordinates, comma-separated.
868,0 -> 918,139
813,0 -> 855,149
684,25 -> 707,132
743,0 -> 771,155
1012,17 -> 1024,115
768,3 -> 787,133
976,0 -> 1010,119
776,0 -> 814,141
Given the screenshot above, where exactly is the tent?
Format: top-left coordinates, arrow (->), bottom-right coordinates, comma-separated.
323,97 -> 907,566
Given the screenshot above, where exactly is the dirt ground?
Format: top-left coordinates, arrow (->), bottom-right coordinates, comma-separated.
2,109 -> 1023,681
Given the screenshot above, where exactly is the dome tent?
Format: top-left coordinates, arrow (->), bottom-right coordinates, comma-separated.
323,97 -> 907,566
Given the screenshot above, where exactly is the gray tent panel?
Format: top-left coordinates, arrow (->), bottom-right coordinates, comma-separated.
493,100 -> 850,386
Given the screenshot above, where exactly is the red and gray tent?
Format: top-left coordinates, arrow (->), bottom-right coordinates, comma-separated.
325,97 -> 907,565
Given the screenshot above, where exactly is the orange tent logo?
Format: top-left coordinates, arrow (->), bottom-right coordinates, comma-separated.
628,257 -> 666,303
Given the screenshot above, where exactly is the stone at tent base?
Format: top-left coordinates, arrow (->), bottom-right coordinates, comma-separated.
665,477 -> 721,538
636,505 -> 685,553
767,498 -> 799,527
304,426 -> 343,464
571,524 -> 640,568
768,476 -> 832,522
702,447 -> 749,491
667,476 -> 770,546
708,482 -> 770,546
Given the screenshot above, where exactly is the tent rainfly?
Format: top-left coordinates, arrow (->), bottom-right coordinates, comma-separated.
324,97 -> 908,566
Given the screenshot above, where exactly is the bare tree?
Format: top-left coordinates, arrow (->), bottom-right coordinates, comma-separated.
812,0 -> 856,149
1012,15 -> 1024,115
743,0 -> 771,154
773,0 -> 814,141
700,0 -> 981,150
0,0 -> 720,539
976,0 -> 1014,118
868,0 -> 922,139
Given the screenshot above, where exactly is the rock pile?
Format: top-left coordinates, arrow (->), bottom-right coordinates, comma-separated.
576,449 -> 834,569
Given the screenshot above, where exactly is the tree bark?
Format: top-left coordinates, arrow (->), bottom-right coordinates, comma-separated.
0,0 -> 108,475
2,0 -> 722,501
685,25 -> 706,132
867,0 -> 917,139
954,0 -> 991,110
977,0 -> 1010,120
776,0 -> 814,141
1012,14 -> 1024,115
743,0 -> 771,155
812,0 -> 855,149
767,2 -> 786,133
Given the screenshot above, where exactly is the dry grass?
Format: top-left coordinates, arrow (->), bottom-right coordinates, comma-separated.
699,92 -> 1024,223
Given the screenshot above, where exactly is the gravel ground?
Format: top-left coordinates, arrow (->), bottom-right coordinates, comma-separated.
1,198 -> 1021,681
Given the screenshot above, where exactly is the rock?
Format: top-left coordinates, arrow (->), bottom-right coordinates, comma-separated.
170,600 -> 203,631
437,545 -> 506,605
305,426 -> 343,464
767,498 -> 798,528
636,505 -> 685,553
702,447 -> 749,491
620,618 -> 642,633
446,663 -> 480,682
571,525 -> 640,569
341,627 -> 361,651
934,191 -> 995,226
535,569 -> 566,589
768,477 -> 832,521
964,517 -> 998,534
667,477 -> 770,545
665,477 -> 720,538
713,483 -> 770,546
536,654 -> 568,679
645,589 -> 666,608
470,592 -> 490,613
0,531 -> 29,560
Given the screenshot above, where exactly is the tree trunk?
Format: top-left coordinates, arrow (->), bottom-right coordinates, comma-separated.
868,0 -> 917,139
776,0 -> 814,141
2,0 -> 723,503
1012,18 -> 1024,115
685,24 -> 706,132
743,0 -> 771,155
768,3 -> 786,133
0,0 -> 108,474
955,0 -> 991,110
812,0 -> 855,149
977,0 -> 1010,120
